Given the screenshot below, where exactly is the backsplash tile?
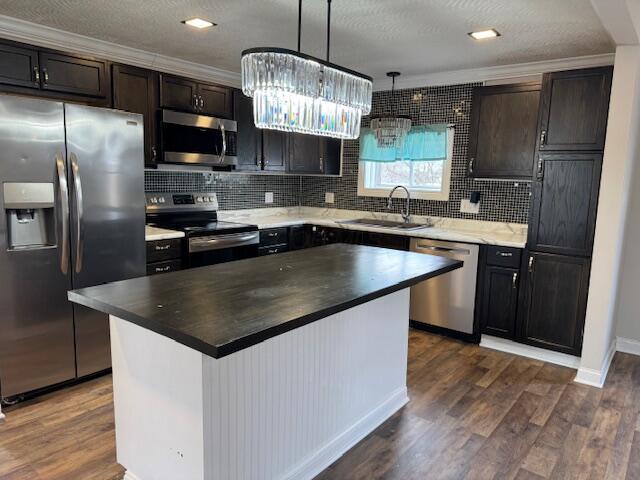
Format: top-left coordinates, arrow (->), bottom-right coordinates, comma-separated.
145,82 -> 530,224
145,170 -> 301,210
301,83 -> 531,224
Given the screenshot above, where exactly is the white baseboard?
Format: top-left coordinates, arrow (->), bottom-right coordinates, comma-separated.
616,336 -> 640,356
284,387 -> 409,480
574,339 -> 617,389
122,471 -> 140,480
479,335 -> 581,369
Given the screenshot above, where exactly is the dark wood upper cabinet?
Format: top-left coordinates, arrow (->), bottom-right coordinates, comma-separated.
287,134 -> 341,174
39,51 -> 108,98
159,74 -> 198,112
198,82 -> 233,118
480,265 -> 519,339
159,74 -> 233,117
233,90 -> 262,171
468,82 -> 541,179
288,133 -> 321,173
320,138 -> 342,175
262,130 -> 287,171
112,64 -> 159,165
0,42 -> 39,88
518,252 -> 591,355
537,67 -> 613,151
528,152 -> 602,257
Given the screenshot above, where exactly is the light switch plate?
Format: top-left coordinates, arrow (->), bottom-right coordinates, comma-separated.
265,192 -> 274,204
325,192 -> 335,204
460,199 -> 480,214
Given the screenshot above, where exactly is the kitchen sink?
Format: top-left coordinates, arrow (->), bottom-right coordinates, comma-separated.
338,218 -> 430,230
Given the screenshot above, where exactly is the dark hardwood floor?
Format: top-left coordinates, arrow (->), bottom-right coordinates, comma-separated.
1,329 -> 639,479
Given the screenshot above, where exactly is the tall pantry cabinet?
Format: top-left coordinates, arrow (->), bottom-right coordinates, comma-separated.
518,66 -> 613,355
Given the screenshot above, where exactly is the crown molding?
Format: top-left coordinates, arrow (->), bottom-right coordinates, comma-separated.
0,15 -> 616,92
0,15 -> 241,87
373,53 -> 616,91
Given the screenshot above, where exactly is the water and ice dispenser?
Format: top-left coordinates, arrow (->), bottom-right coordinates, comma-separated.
3,182 -> 56,250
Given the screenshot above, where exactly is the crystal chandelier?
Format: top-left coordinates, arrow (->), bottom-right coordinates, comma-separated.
241,0 -> 372,140
370,72 -> 412,148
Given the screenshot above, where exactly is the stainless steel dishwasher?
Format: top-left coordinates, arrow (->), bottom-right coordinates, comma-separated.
409,238 -> 479,336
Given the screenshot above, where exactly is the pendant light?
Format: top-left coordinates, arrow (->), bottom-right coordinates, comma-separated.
370,72 -> 412,148
241,0 -> 372,140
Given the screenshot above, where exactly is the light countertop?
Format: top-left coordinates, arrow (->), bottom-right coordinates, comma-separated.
219,207 -> 528,248
145,225 -> 185,242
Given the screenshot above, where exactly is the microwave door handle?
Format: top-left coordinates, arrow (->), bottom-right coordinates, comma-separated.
70,152 -> 84,274
55,152 -> 70,274
218,123 -> 226,163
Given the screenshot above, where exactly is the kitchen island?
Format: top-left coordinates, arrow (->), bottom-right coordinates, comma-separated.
69,244 -> 460,480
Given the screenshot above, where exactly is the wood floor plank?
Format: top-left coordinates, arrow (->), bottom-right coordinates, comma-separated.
2,330 -> 640,480
625,431 -> 640,480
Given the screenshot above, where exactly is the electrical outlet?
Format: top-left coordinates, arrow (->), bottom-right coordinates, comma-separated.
265,192 -> 274,204
325,192 -> 335,204
460,198 -> 480,214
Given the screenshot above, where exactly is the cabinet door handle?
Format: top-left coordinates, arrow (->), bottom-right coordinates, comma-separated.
199,96 -> 204,109
193,94 -> 199,110
319,156 -> 324,172
540,130 -> 547,146
497,251 -> 513,257
528,256 -> 535,274
268,248 -> 278,254
151,146 -> 157,162
512,272 -> 518,289
155,244 -> 171,251
33,65 -> 40,83
42,68 -> 49,85
267,232 -> 279,237
536,157 -> 544,180
468,157 -> 474,175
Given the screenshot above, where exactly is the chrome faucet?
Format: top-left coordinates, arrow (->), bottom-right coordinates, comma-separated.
387,185 -> 411,223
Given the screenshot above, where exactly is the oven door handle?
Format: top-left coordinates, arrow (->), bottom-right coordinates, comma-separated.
218,123 -> 226,164
189,231 -> 259,253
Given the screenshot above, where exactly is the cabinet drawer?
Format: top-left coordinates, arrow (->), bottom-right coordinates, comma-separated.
146,259 -> 181,276
146,238 -> 182,262
260,228 -> 289,247
259,244 -> 289,256
485,246 -> 521,268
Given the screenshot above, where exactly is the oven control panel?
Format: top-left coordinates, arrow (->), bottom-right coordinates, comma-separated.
146,192 -> 219,211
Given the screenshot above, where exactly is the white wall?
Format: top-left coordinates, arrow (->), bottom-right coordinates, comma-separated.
577,46 -> 640,387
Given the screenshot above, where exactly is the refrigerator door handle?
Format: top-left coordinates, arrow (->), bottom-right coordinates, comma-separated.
70,152 -> 84,274
55,152 -> 70,274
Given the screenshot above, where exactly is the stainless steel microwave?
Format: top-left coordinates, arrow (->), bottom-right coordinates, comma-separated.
160,109 -> 238,167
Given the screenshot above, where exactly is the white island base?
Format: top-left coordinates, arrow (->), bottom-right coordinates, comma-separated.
111,289 -> 410,480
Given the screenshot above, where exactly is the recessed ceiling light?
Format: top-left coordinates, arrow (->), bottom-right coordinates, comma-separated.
182,18 -> 215,29
468,29 -> 501,40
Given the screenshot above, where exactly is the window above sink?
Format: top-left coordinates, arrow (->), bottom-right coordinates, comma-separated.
357,125 -> 454,201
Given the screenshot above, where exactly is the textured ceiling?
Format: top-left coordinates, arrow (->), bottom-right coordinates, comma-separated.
0,0 -> 614,79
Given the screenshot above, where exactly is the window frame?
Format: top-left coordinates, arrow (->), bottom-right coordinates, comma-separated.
357,126 -> 454,201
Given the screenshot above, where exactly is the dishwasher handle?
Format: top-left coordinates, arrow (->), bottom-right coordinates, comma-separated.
413,244 -> 472,256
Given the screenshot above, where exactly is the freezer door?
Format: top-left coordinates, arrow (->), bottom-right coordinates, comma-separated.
0,96 -> 76,398
65,104 -> 145,376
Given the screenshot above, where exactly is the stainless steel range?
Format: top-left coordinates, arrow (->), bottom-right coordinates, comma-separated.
145,192 -> 259,267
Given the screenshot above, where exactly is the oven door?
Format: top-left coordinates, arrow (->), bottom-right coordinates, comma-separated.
161,110 -> 238,167
187,231 -> 259,267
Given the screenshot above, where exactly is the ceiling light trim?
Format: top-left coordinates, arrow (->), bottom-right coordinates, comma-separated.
373,53 -> 616,91
0,14 -> 240,87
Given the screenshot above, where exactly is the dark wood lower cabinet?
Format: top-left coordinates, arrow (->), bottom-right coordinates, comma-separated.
518,252 -> 591,355
480,265 -> 519,339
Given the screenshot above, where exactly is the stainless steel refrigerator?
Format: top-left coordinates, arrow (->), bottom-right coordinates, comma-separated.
0,95 -> 145,400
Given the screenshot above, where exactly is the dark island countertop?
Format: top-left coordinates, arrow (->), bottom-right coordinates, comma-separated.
68,244 -> 462,358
